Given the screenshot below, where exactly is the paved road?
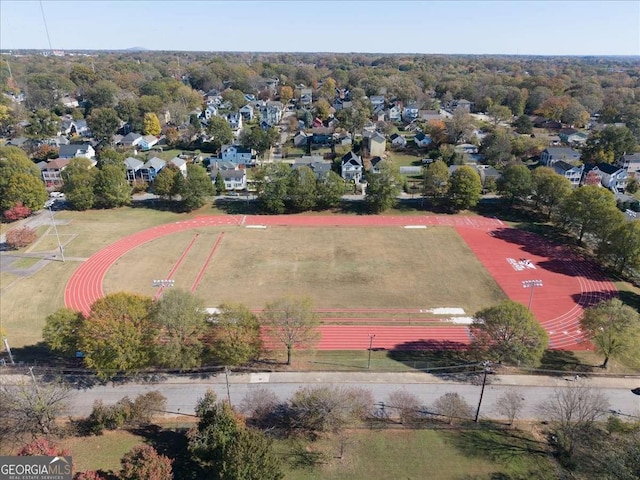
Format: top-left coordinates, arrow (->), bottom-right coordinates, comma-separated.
57,372 -> 640,421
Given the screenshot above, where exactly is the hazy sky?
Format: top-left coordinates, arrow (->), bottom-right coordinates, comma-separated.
1,1 -> 639,55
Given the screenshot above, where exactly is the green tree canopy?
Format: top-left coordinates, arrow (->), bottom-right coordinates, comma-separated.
582,126 -> 637,164
531,167 -> 572,219
151,289 -> 208,370
87,107 -> 120,143
606,221 -> 640,275
42,308 -> 84,357
364,160 -> 401,213
93,164 -> 131,208
240,127 -> 279,158
580,298 -> 640,369
497,164 -> 532,205
86,80 -> 119,109
447,165 -> 482,211
514,115 -> 534,134
559,186 -> 619,243
181,164 -> 214,212
316,171 -> 345,210
423,159 -> 450,200
25,109 -> 60,138
153,163 -> 180,200
63,157 -> 96,211
488,104 -> 512,126
258,163 -> 291,214
471,300 -> 549,366
214,171 -> 225,195
221,89 -> 247,111
96,148 -> 125,171
0,147 -> 48,211
206,116 -> 234,146
207,303 -> 262,366
287,165 -> 317,212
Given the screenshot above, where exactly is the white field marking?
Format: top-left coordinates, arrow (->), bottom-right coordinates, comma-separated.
206,308 -> 222,314
450,317 -> 474,324
423,307 -> 466,315
246,225 -> 267,229
404,225 -> 428,229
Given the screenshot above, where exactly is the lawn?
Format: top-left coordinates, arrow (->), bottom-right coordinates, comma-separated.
386,151 -> 423,167
104,226 -> 506,313
58,430 -> 145,473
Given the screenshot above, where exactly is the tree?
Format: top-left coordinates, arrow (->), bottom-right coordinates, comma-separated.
423,159 -> 450,201
606,221 -> 640,274
447,165 -> 482,211
495,390 -> 525,426
261,297 -> 320,365
240,127 -> 279,159
314,98 -> 331,121
386,390 -> 422,425
316,171 -> 345,210
258,162 -> 291,214
207,304 -> 262,366
445,109 -> 475,143
188,391 -> 283,480
471,300 -> 549,366
496,164 -> 532,205
0,378 -> 70,442
142,112 -> 161,136
561,99 -> 589,127
536,386 -> 609,461
559,185 -> 618,243
153,163 -> 180,199
432,392 -> 473,424
181,164 -> 214,212
581,125 -> 637,164
221,89 -> 247,111
531,167 -> 572,219
87,107 -> 120,143
0,147 -> 48,211
580,298 -> 639,369
319,77 -> 336,100
93,165 -> 131,208
63,157 -> 96,211
80,292 -> 155,380
514,115 -> 534,134
535,96 -> 570,121
279,85 -> 293,104
487,104 -> 512,126
17,438 -> 69,456
96,148 -> 125,170
206,116 -> 234,145
119,445 -> 173,480
214,171 -> 226,195
3,202 -> 31,222
86,80 -> 119,109
43,307 -> 84,357
151,289 -> 208,370
482,128 -> 514,166
5,226 -> 37,249
364,161 -> 401,213
25,109 -> 60,137
287,165 -> 317,212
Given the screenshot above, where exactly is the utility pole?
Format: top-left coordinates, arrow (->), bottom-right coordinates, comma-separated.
224,366 -> 231,404
28,366 -> 41,394
474,361 -> 491,423
367,334 -> 376,370
45,200 -> 65,262
522,280 -> 543,310
2,337 -> 15,365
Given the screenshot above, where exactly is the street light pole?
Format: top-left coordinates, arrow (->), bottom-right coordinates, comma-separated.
367,334 -> 375,370
474,361 -> 491,423
522,280 -> 543,310
45,200 -> 64,262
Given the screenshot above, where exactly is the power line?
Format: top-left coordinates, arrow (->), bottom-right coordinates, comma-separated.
39,0 -> 54,54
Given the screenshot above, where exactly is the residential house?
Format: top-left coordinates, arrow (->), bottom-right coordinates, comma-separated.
226,113 -> 243,132
221,145 -> 253,164
291,156 -> 332,179
374,110 -> 386,122
581,164 -> 604,186
386,105 -> 402,122
118,132 -> 143,148
334,132 -> 353,146
452,99 -> 474,112
259,101 -> 284,125
124,157 -> 144,182
202,105 -> 218,121
369,95 -> 386,108
419,110 -> 444,122
169,157 -> 188,177
402,104 -> 419,122
39,158 -> 71,188
476,165 -> 501,191
6,136 -> 30,148
46,136 -> 70,148
139,135 -> 159,151
208,159 -> 238,171
59,118 -> 89,137
414,132 -> 433,148
390,133 -> 407,148
301,88 -> 313,106
59,96 -> 79,108
553,160 -> 584,188
533,117 -> 562,130
362,131 -> 386,157
312,117 -> 324,128
294,131 -> 311,148
455,143 -> 479,155
311,127 -> 334,146
341,152 -> 363,183
617,153 -> 640,178
540,147 -> 581,167
58,144 -> 96,159
212,167 -> 247,191
369,156 -> 383,173
140,157 -> 166,182
597,163 -> 627,192
559,128 -> 588,145
333,99 -> 353,111
239,104 -> 255,121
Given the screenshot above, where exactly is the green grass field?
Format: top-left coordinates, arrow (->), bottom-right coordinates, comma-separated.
104,226 -> 506,313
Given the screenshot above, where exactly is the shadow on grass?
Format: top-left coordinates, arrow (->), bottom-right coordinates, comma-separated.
214,198 -> 261,215
618,289 -> 640,312
387,340 -> 475,376
447,423 -> 549,465
130,425 -> 203,480
539,349 -> 595,374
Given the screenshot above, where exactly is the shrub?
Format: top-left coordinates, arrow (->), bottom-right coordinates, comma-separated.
130,391 -> 167,425
73,472 -> 106,480
3,202 -> 31,221
6,226 -> 37,249
86,392 -> 167,434
386,390 -> 423,425
432,392 -> 473,424
17,438 -> 69,456
119,445 -> 173,480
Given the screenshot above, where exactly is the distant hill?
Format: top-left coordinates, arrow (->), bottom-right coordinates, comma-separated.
123,47 -> 148,52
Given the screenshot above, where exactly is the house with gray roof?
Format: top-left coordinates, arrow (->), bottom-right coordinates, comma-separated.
341,152 -> 363,182
617,153 -> 640,178
59,144 -> 96,159
553,160 -> 584,188
597,162 -> 627,192
169,157 -> 188,177
291,156 -> 332,179
124,157 -> 144,182
118,132 -> 143,148
140,156 -> 166,182
540,147 -> 581,167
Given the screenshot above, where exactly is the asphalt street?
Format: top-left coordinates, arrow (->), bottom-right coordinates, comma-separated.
57,372 -> 640,421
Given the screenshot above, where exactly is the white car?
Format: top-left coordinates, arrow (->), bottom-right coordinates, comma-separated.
49,192 -> 65,198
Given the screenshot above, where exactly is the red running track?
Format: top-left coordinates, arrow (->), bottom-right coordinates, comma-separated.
64,215 -> 615,351
456,227 -> 617,350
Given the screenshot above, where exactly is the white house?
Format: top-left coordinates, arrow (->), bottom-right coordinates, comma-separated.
597,163 -> 627,192
39,158 -> 71,188
226,113 -> 243,132
58,144 -> 96,159
139,135 -> 159,151
553,161 -> 584,188
203,105 -> 218,120
402,105 -> 419,122
169,157 -> 188,177
213,168 -> 247,191
390,133 -> 407,148
386,106 -> 402,122
239,104 -> 255,121
341,151 -> 363,183
369,95 -> 386,108
118,132 -> 143,148
221,145 -> 253,164
617,153 -> 640,178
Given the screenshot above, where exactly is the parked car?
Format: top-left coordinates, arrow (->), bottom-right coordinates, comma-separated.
49,192 -> 65,198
